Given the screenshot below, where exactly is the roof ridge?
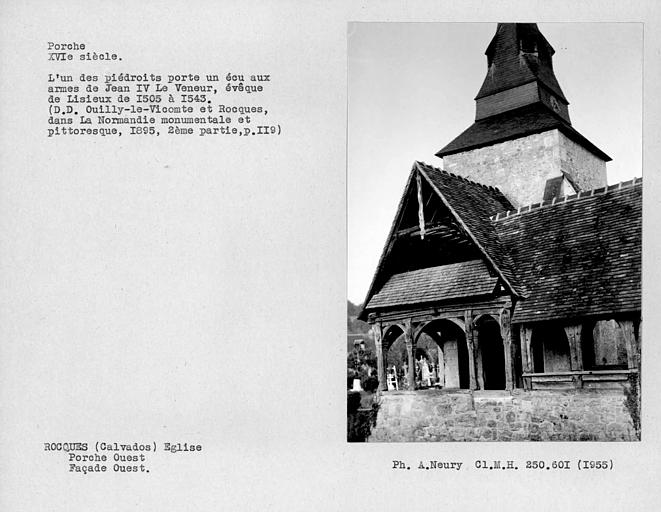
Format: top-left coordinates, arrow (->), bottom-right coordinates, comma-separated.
490,176 -> 642,221
415,160 -> 503,194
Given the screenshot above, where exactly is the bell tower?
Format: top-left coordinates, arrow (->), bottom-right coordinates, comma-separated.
437,23 -> 610,207
475,23 -> 570,123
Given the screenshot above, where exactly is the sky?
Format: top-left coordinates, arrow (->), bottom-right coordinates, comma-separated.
347,22 -> 643,305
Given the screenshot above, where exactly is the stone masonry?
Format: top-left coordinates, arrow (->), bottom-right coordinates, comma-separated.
442,129 -> 607,208
368,388 -> 637,442
557,132 -> 608,192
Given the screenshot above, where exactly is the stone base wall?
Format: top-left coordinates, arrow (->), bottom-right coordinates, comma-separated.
368,388 -> 638,442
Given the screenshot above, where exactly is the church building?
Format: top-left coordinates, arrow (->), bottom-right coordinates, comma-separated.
359,23 -> 641,398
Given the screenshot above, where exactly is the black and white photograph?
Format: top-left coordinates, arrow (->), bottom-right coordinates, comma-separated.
3,2 -> 661,510
348,22 -> 642,442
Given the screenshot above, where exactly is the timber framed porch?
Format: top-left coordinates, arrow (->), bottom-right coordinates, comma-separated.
370,303 -> 641,393
369,295 -> 517,393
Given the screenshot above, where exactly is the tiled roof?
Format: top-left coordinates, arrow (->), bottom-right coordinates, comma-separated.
360,162 -> 641,325
477,24 -> 566,101
436,104 -> 611,161
359,163 -> 520,320
367,260 -> 498,309
417,162 -> 523,295
495,181 -> 642,323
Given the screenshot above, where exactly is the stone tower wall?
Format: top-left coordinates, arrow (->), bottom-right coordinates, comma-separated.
442,129 -> 607,208
557,132 -> 608,191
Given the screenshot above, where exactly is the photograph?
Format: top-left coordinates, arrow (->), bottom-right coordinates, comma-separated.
4,3 -> 661,509
348,22 -> 642,442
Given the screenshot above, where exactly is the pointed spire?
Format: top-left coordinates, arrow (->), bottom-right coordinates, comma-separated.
474,23 -> 571,123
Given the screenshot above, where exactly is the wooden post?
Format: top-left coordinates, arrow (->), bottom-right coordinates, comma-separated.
464,310 -> 478,390
500,309 -> 514,391
474,327 -> 485,390
520,325 -> 533,390
618,319 -> 638,370
372,323 -> 386,391
563,324 -> 584,372
563,324 -> 583,389
404,320 -> 415,390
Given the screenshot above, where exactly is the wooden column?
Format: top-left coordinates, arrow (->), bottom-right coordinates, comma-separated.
474,328 -> 485,390
520,325 -> 533,390
372,323 -> 386,391
500,309 -> 514,391
404,320 -> 415,390
464,310 -> 478,390
618,319 -> 638,370
563,324 -> 584,371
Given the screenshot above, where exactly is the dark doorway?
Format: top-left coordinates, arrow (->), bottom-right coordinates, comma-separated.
418,319 -> 469,389
478,316 -> 506,390
531,325 -> 571,373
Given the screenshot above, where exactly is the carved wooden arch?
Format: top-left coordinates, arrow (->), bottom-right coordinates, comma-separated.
413,317 -> 466,344
473,312 -> 498,328
447,317 -> 466,332
381,322 -> 407,352
412,323 -> 426,344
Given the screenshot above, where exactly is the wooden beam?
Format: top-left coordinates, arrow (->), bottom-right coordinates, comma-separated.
375,298 -> 512,324
408,225 -> 453,238
563,324 -> 584,372
618,319 -> 638,370
404,320 -> 416,390
520,324 -> 533,390
500,308 -> 514,391
394,221 -> 446,237
464,310 -> 478,390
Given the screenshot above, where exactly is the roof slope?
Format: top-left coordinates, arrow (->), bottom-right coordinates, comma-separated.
359,162 -> 521,319
417,162 -> 523,295
436,104 -> 611,161
360,163 -> 641,324
367,260 -> 498,309
495,181 -> 642,323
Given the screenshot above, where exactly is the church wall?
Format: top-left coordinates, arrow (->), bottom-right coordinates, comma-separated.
442,130 -> 562,208
557,132 -> 608,191
369,388 -> 637,442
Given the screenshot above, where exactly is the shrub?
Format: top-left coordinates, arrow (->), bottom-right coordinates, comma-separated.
624,373 -> 641,440
347,394 -> 381,442
347,391 -> 362,413
362,375 -> 379,393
